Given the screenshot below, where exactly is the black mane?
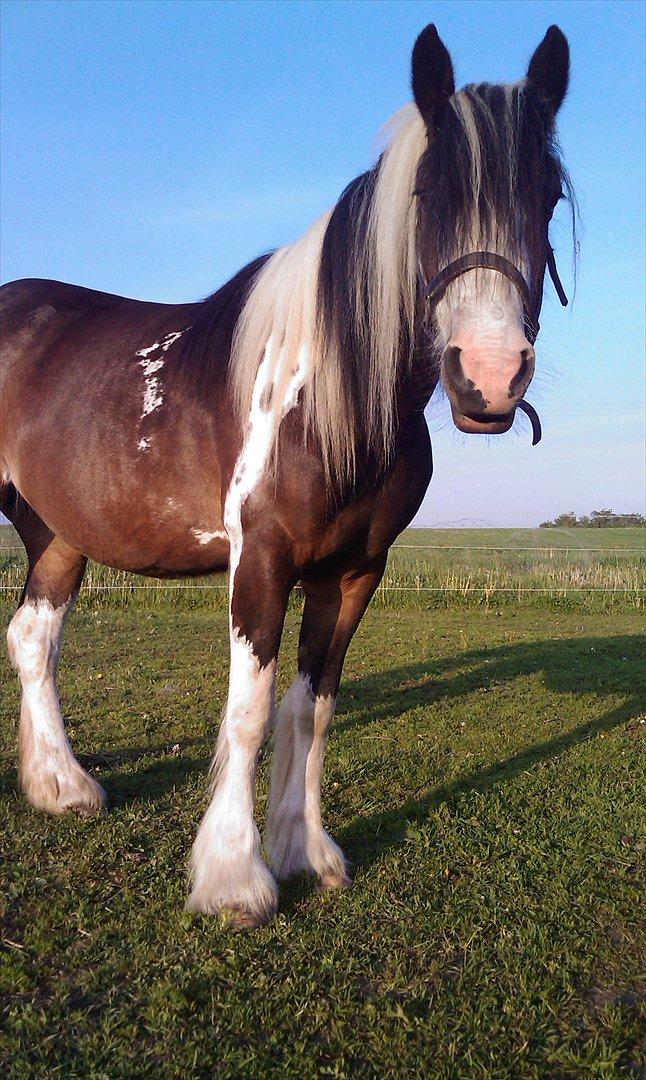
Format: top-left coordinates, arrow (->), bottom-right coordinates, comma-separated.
183,254 -> 272,391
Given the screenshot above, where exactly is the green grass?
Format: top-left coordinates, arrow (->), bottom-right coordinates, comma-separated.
394,527 -> 646,551
1,604 -> 644,1078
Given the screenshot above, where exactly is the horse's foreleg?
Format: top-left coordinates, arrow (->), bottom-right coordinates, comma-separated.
6,536 -> 105,816
187,546 -> 292,927
267,555 -> 387,888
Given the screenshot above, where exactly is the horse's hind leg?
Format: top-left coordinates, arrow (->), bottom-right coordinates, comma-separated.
4,493 -> 105,815
267,554 -> 386,888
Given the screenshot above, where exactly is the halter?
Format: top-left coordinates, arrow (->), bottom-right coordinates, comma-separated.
419,247 -> 568,345
418,247 -> 568,445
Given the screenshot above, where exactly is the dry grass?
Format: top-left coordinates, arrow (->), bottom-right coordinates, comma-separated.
1,526 -> 643,611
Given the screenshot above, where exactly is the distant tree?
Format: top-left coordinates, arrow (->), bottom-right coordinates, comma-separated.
539,509 -> 645,528
590,509 -> 615,528
554,511 -> 579,528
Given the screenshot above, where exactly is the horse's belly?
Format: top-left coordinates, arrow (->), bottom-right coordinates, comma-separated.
5,421 -> 232,577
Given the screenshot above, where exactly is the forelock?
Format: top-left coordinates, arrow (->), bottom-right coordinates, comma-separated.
417,80 -> 565,262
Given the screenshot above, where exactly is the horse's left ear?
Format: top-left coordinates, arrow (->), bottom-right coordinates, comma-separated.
411,24 -> 455,128
526,25 -> 570,115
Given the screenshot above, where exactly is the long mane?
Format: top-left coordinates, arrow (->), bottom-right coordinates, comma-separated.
228,103 -> 427,483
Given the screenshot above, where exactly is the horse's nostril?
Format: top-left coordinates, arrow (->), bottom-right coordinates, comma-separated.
443,345 -> 463,383
509,349 -> 533,397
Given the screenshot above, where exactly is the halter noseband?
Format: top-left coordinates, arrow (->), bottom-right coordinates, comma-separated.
420,248 -> 568,345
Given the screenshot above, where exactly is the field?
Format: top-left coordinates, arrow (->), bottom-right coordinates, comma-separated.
1,529 -> 644,1076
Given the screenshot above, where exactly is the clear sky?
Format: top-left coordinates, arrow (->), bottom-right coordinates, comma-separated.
1,0 -> 644,527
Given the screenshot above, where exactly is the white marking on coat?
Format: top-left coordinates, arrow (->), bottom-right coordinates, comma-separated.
135,329 -> 188,419
139,357 -> 164,376
187,627 -> 278,919
6,598 -> 105,814
141,379 -> 163,417
192,528 -> 228,544
135,328 -> 187,359
137,437 -> 151,452
224,336 -> 309,590
159,330 -> 185,351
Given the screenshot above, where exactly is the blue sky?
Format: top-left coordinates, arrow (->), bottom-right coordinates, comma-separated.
1,0 -> 644,527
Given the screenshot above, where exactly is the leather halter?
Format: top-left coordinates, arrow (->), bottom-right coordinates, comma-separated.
420,248 -> 568,345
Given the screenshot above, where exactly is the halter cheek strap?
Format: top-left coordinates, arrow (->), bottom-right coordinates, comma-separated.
546,245 -> 569,308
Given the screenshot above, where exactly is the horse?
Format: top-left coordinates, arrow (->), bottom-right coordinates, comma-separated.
0,25 -> 573,927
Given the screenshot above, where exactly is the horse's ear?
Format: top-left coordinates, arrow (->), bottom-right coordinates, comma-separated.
526,25 -> 570,115
411,24 -> 455,128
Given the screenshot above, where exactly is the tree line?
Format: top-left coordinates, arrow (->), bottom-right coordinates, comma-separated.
539,510 -> 645,528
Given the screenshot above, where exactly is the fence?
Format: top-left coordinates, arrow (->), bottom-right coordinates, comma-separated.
1,536 -> 644,607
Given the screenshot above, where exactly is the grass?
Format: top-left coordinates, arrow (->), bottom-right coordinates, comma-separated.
1,526 -> 644,611
1,603 -> 644,1078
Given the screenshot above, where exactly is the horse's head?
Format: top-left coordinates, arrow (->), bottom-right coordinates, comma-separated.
412,25 -> 571,436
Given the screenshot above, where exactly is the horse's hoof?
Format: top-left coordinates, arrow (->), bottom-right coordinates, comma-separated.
69,792 -> 107,817
222,905 -> 275,931
318,869 -> 353,891
185,895 -> 277,929
21,764 -> 107,817
185,854 -> 279,928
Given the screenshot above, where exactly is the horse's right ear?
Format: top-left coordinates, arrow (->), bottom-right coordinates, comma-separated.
526,26 -> 570,115
411,24 -> 455,128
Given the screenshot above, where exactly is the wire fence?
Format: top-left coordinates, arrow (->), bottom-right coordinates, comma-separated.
0,583 -> 642,595
2,544 -> 644,556
1,539 -> 644,599
392,544 -> 645,554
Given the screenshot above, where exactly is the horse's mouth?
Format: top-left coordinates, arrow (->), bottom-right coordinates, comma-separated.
451,409 -> 515,435
451,400 -> 542,444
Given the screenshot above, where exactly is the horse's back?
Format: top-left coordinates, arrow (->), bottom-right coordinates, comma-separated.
0,277 -> 197,386
1,276 -> 178,313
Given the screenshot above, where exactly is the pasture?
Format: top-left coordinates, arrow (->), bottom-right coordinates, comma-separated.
0,527 -> 644,1076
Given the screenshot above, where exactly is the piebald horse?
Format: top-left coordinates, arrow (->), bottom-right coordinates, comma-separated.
1,26 -> 573,927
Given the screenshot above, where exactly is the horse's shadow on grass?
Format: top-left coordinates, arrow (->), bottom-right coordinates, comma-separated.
1,634 -> 643,856
335,632 -> 644,737
330,632 -> 644,867
340,694 -> 641,869
88,633 -> 642,818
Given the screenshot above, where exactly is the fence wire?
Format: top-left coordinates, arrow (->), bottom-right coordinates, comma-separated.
1,539 -> 643,597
